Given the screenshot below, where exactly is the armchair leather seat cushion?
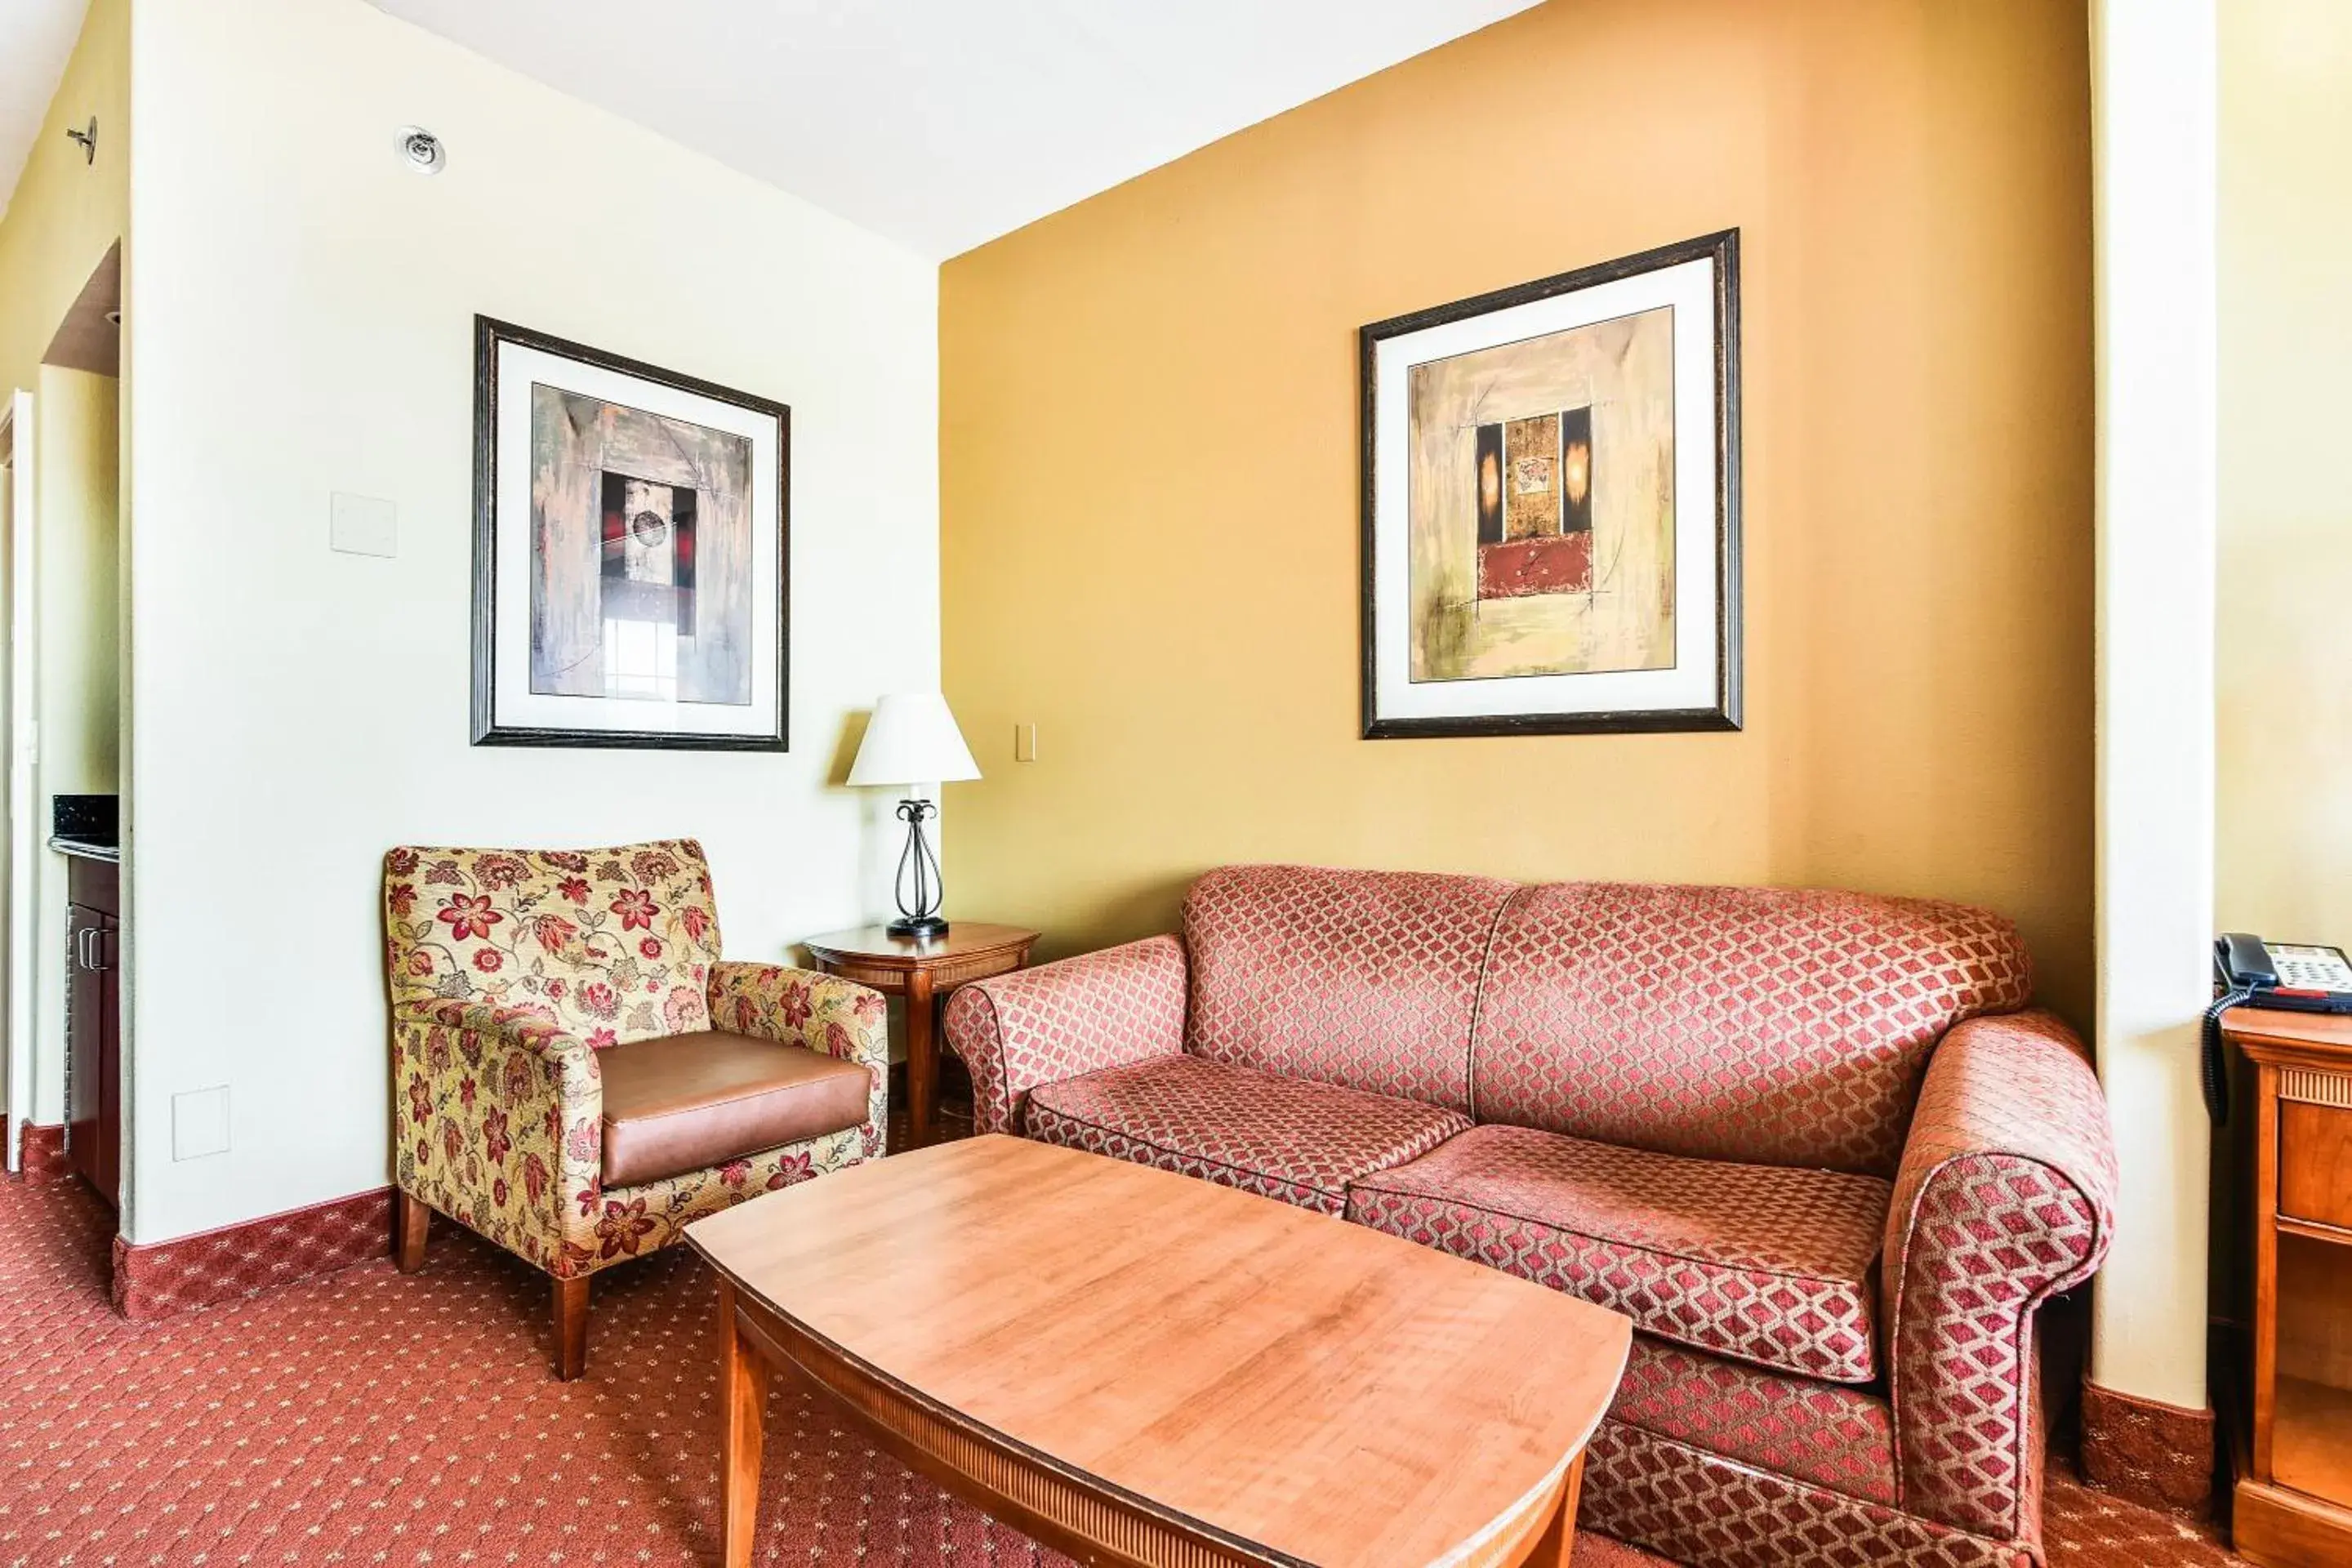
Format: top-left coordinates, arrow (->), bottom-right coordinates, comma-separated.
1022,1054 -> 1470,1216
1344,1124 -> 1892,1382
597,1030 -> 871,1187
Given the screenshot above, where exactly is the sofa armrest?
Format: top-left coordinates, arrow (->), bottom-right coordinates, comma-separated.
1885,1008 -> 2118,1540
943,935 -> 1188,1134
391,998 -> 603,1276
708,960 -> 890,1134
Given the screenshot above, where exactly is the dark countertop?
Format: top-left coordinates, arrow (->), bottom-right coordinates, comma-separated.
51,794 -> 118,861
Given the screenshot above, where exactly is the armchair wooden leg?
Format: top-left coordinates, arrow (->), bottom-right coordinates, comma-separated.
393,1188 -> 430,1273
552,1274 -> 590,1380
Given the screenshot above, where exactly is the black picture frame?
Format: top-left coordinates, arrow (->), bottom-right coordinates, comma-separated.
470,315 -> 791,751
1357,229 -> 1742,739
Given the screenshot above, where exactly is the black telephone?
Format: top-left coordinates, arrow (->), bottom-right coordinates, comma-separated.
2203,934 -> 2352,1122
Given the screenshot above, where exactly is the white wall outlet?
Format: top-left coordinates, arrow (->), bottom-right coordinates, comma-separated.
1015,722 -> 1038,763
172,1085 -> 231,1160
329,492 -> 397,557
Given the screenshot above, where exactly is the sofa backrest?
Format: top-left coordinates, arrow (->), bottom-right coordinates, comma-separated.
383,838 -> 723,1046
1181,864 -> 1514,1113
1469,881 -> 2033,1175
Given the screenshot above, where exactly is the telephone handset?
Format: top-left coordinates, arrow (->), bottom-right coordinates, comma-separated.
2203,934 -> 2352,1123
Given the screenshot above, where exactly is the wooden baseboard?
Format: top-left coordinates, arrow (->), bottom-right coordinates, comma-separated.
2081,1379 -> 2217,1517
2234,1476 -> 2352,1567
111,1187 -> 393,1321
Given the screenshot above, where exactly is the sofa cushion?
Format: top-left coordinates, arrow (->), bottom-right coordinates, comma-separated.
1469,882 -> 2034,1174
1344,1124 -> 1892,1382
1609,1334 -> 1897,1506
1180,864 -> 1514,1112
1023,1054 -> 1471,1216
597,1029 -> 871,1187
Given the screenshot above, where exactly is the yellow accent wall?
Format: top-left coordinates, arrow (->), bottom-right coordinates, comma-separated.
0,0 -> 127,395
941,0 -> 2096,1020
2216,0 -> 2352,946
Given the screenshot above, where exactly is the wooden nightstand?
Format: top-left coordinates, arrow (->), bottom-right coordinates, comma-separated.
2227,1005 -> 2352,1566
803,924 -> 1038,1149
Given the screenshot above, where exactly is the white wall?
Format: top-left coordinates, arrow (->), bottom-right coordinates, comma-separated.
0,413 -> 18,1155
2089,0 -> 2216,1412
125,0 -> 939,1243
33,363 -> 118,1130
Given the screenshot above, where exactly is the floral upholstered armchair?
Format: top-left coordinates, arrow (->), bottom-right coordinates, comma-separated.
383,838 -> 888,1378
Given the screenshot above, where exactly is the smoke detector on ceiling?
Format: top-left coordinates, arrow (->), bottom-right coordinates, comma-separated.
397,127 -> 446,176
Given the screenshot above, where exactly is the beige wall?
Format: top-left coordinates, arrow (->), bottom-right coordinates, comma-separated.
941,0 -> 2096,1020
0,0 -> 126,396
124,0 -> 938,1242
2205,0 -> 2352,1334
35,367 -> 119,800
0,0 -> 127,1141
2216,0 -> 2352,945
29,365 -> 118,1128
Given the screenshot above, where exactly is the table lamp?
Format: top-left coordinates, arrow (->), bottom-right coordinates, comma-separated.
846,693 -> 982,938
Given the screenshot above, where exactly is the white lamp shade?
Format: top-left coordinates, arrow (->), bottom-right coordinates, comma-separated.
847,693 -> 982,788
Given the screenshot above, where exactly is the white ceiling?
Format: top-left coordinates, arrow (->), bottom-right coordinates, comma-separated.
366,0 -> 1540,260
0,0 -> 90,224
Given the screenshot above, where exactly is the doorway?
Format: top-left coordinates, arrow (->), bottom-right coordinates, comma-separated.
4,242 -> 123,1209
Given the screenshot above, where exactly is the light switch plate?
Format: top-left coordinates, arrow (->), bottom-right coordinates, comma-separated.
329,492 -> 397,557
1015,722 -> 1038,763
172,1085 -> 230,1161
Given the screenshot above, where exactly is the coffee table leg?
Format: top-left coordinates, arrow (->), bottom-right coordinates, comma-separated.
719,1279 -> 772,1568
1525,1450 -> 1584,1567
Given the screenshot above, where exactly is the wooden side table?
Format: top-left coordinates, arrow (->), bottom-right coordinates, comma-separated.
803,923 -> 1037,1149
2225,1005 -> 2352,1566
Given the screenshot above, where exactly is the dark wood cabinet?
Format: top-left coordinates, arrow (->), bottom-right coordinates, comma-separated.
64,855 -> 118,1206
2227,1006 -> 2352,1566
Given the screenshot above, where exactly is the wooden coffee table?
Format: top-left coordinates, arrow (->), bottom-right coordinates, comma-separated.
687,1134 -> 1631,1568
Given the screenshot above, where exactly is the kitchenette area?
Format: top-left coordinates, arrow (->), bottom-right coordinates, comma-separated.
50,792 -> 117,1204
2,249 -> 126,1213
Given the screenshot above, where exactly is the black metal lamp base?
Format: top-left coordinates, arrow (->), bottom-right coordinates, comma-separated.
887,915 -> 950,940
887,799 -> 949,941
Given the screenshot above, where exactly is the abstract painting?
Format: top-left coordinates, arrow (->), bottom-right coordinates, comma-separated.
473,318 -> 787,750
1360,231 -> 1740,737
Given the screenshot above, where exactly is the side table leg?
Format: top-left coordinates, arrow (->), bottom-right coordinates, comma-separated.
719,1279 -> 771,1568
906,968 -> 937,1149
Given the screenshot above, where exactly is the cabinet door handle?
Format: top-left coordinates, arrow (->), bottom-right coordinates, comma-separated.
74,929 -> 91,971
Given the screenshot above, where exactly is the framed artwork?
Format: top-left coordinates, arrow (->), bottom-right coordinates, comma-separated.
1358,229 -> 1740,738
471,316 -> 788,750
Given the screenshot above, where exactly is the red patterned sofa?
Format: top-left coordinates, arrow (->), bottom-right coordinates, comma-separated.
942,866 -> 2117,1568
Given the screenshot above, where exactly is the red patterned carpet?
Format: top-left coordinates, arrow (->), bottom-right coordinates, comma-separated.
0,1168 -> 2241,1567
